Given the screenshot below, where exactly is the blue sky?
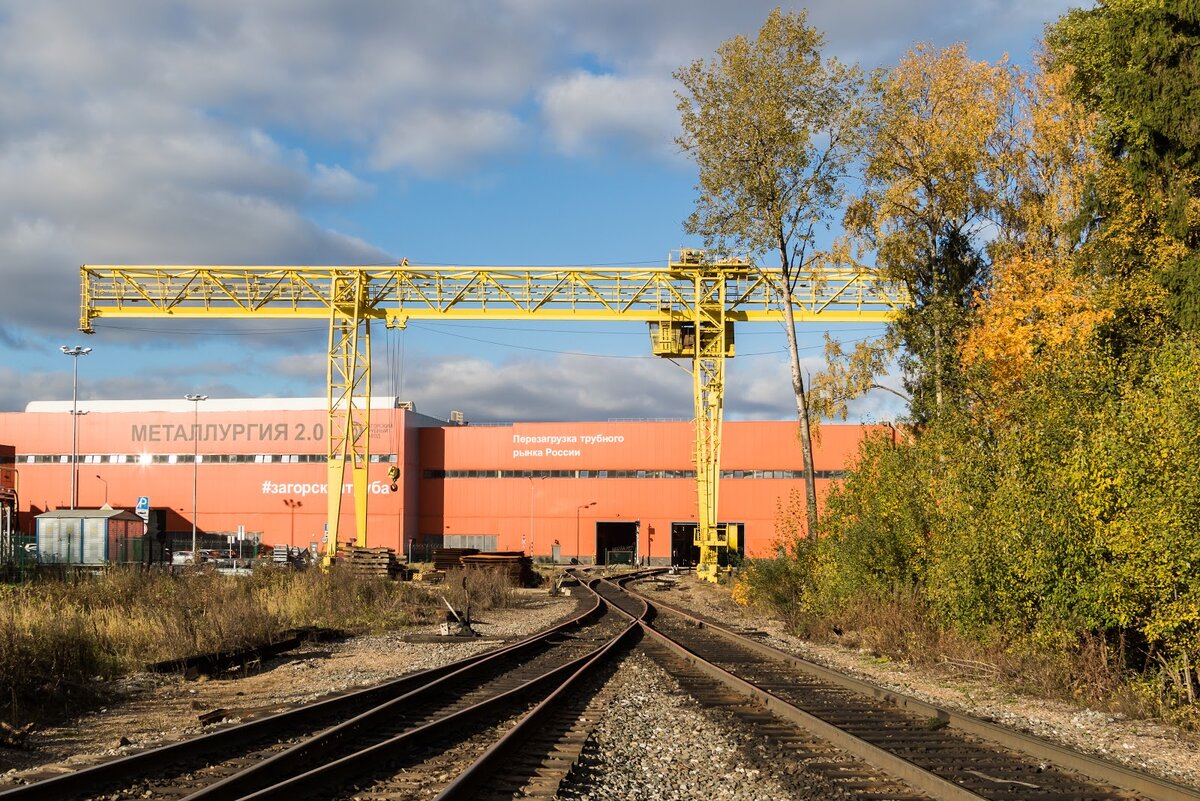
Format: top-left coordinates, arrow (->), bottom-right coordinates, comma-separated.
0,0 -> 1078,423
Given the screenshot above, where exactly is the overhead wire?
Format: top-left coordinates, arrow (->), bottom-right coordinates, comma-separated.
412,320 -> 883,336
96,320 -> 876,360
408,323 -> 876,359
96,322 -> 327,336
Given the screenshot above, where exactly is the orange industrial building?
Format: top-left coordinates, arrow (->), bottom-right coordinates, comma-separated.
0,398 -> 875,564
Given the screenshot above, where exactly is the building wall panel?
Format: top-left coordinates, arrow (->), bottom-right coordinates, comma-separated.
1,401 -> 877,562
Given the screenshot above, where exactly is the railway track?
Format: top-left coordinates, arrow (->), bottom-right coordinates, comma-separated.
612,572 -> 1200,801
7,568 -> 1198,800
0,579 -> 647,801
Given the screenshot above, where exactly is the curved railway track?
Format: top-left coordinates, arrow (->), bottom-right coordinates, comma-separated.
0,577 -> 650,801
4,568 -> 1197,800
613,572 -> 1200,801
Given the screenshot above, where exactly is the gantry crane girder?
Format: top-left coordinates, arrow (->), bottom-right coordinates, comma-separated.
78,250 -> 905,574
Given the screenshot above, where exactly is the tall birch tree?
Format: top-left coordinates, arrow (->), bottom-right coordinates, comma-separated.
675,9 -> 864,539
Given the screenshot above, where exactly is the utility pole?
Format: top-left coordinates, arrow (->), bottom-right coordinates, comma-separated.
526,475 -> 546,558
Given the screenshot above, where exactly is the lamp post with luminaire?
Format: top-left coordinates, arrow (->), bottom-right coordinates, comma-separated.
526,475 -> 546,558
60,345 -> 91,509
283,498 -> 301,545
185,394 -> 207,562
575,501 -> 595,564
95,474 -> 108,506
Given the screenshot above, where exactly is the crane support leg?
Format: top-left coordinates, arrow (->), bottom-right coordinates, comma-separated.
692,275 -> 729,582
324,275 -> 372,563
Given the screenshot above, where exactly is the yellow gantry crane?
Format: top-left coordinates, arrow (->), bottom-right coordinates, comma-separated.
78,250 -> 904,576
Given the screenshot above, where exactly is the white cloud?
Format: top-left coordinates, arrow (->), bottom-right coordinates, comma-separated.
0,0 -> 1069,415
380,347 -> 904,424
541,72 -> 680,159
369,108 -> 525,176
310,164 -> 372,202
394,353 -> 690,422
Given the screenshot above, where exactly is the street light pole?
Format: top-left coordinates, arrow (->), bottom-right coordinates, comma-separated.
284,498 -> 301,545
185,394 -> 208,561
576,501 -> 596,564
526,475 -> 546,558
60,345 -> 91,509
95,474 -> 108,506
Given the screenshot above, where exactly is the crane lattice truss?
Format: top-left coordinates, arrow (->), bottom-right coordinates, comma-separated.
79,251 -> 905,573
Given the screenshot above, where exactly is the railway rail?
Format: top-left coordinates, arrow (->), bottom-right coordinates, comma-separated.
0,576 -> 649,801
614,572 -> 1200,801
4,567 -> 1198,800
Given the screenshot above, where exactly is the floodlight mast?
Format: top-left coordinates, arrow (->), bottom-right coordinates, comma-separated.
77,253 -> 906,577
60,345 -> 92,510
185,393 -> 208,563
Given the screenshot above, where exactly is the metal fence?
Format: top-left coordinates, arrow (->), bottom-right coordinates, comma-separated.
0,534 -> 37,582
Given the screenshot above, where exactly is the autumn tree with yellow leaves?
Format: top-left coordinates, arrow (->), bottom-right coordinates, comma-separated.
845,43 -> 1019,423
730,6 -> 1200,719
675,8 -> 865,538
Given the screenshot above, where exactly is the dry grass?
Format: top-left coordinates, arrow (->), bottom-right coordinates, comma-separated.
0,566 -> 440,724
793,589 -> 1155,720
439,567 -> 519,613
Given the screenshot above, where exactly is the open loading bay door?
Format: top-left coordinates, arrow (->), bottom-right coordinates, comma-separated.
596,521 -> 638,566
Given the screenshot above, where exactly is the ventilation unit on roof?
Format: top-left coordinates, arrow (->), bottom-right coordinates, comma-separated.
397,401 -> 415,411
449,410 -> 465,425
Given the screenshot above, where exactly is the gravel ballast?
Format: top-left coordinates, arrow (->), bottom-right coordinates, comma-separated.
649,575 -> 1200,791
557,650 -> 839,801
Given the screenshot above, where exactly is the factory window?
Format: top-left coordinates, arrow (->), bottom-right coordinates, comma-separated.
16,451 -> 331,465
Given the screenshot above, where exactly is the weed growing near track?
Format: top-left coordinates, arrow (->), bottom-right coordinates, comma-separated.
0,566 -> 443,725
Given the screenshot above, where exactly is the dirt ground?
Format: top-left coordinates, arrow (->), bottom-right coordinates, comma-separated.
0,588 -> 581,785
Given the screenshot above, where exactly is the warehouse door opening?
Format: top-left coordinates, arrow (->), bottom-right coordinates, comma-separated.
670,522 -> 745,567
671,523 -> 699,568
596,521 -> 637,566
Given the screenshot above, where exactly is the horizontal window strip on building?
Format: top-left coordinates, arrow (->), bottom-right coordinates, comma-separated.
3,453 -> 397,465
422,468 -> 847,480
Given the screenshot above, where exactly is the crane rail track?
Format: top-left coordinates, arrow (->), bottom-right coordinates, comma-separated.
613,572 -> 1200,801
